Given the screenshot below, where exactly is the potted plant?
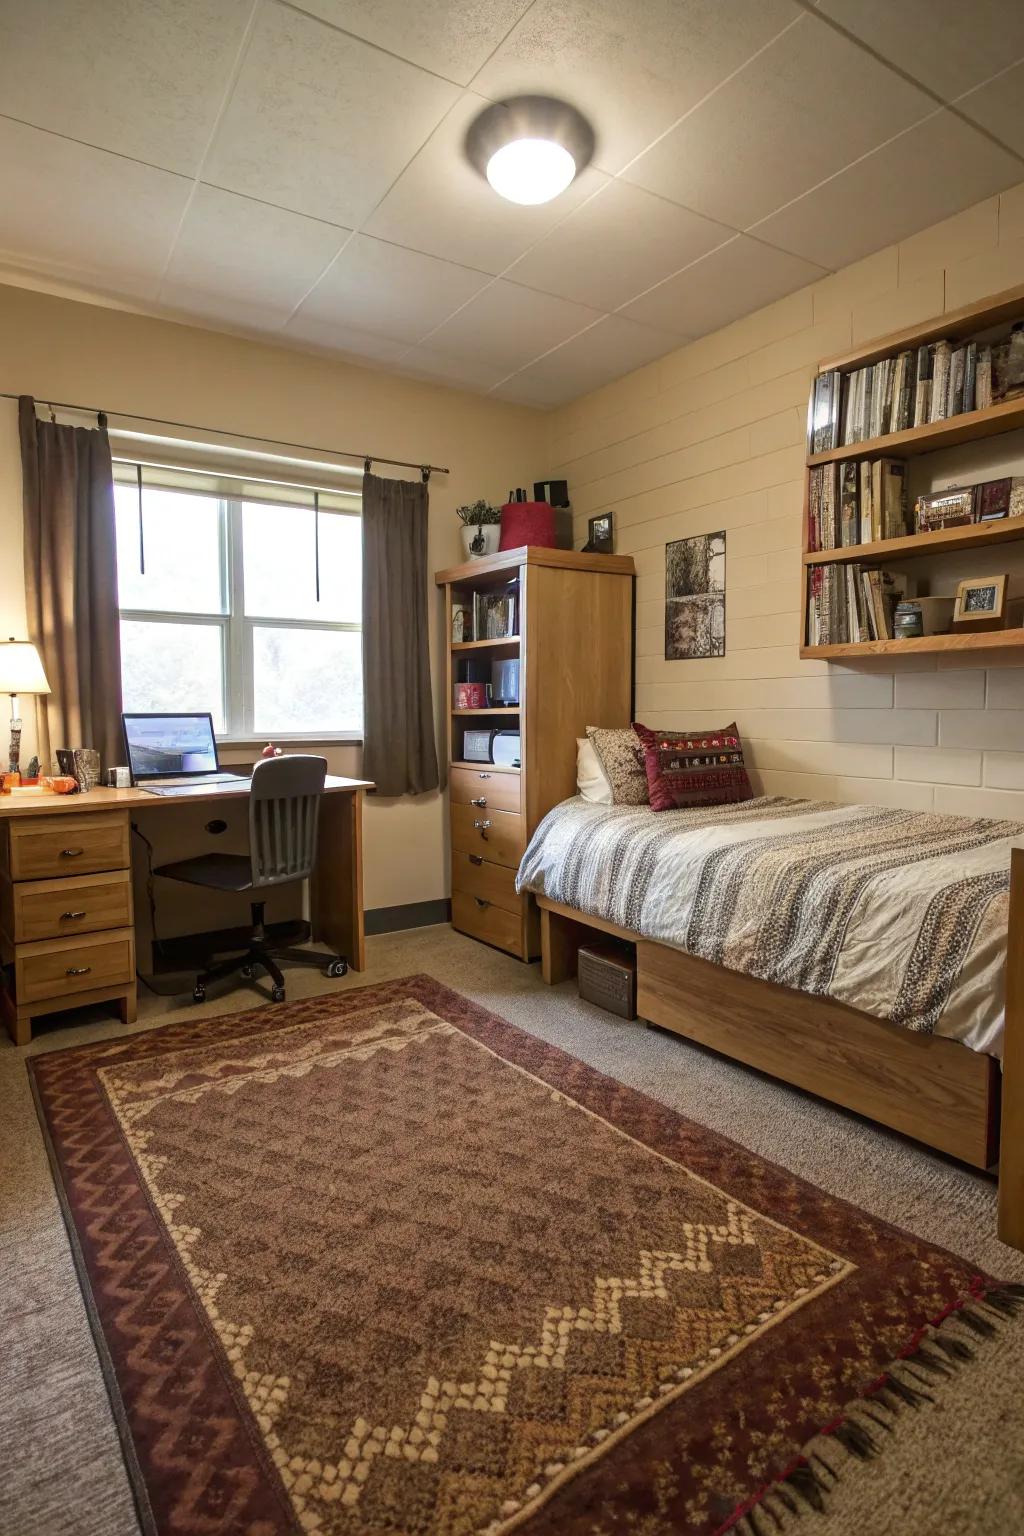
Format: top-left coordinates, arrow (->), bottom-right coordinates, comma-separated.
457,500 -> 502,559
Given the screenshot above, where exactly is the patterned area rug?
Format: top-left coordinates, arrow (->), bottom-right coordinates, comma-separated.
30,976 -> 994,1536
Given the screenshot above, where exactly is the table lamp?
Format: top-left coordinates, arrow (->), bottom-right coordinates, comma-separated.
0,638 -> 51,776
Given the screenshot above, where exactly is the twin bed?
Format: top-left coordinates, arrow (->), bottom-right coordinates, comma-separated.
516,792 -> 1024,1250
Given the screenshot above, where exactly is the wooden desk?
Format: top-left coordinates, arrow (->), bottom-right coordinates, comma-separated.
0,776 -> 370,1046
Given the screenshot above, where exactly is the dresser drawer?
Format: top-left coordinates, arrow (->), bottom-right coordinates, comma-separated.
451,851 -> 522,914
452,892 -> 523,957
16,929 -> 135,1005
8,812 -> 130,880
450,803 -> 525,869
449,766 -> 520,814
13,870 -> 133,944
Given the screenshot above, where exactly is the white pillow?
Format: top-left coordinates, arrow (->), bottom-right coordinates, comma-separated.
577,736 -> 614,805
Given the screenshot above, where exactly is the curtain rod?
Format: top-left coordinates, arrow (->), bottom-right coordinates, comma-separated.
1,392 -> 450,478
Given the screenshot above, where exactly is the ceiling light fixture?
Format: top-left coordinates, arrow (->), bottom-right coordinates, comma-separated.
465,96 -> 595,206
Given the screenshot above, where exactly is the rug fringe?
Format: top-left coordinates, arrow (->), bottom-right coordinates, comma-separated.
715,1281 -> 1022,1536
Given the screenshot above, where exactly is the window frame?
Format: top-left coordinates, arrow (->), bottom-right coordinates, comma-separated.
117,491 -> 363,744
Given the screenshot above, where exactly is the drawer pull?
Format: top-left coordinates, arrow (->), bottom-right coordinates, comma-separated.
65,965 -> 91,977
475,897 -> 491,909
477,772 -> 492,780
470,796 -> 487,807
474,818 -> 491,839
468,854 -> 484,866
61,910 -> 87,920
61,847 -> 84,858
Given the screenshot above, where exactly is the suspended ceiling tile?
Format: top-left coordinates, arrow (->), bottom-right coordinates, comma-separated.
203,2 -> 458,228
750,112 -> 1022,271
954,61 -> 1024,159
364,91 -> 608,274
424,279 -> 604,371
817,0 -> 1024,102
489,374 -> 571,407
0,0 -> 253,176
623,14 -> 935,230
505,180 -> 734,312
502,313 -> 684,399
619,234 -> 826,337
0,118 -> 190,300
471,0 -> 802,173
397,347 -> 511,391
275,317 -> 408,366
160,185 -> 348,331
285,0 -> 535,86
286,235 -> 490,346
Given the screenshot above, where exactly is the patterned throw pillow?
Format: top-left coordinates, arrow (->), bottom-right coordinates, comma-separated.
632,721 -> 753,812
586,726 -> 649,805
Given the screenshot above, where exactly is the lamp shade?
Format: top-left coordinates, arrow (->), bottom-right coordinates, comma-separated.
0,638 -> 51,695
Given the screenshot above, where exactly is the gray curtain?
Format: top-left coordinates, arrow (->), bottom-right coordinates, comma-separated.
18,396 -> 123,772
361,471 -> 439,796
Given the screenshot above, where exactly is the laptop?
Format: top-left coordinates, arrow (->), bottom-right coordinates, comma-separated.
121,712 -> 248,797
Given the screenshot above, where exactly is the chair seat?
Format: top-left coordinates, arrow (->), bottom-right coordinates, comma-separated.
155,852 -> 256,892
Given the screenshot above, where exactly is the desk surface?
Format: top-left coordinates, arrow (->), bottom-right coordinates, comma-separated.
0,776 -> 373,818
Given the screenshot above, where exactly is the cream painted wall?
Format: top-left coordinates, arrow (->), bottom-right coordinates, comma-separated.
0,284 -> 548,918
548,181 -> 1024,821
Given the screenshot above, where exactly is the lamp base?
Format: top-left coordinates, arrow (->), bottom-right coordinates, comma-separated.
8,714 -> 22,776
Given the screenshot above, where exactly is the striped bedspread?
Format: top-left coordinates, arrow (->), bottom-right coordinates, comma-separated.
516,796 -> 1023,1057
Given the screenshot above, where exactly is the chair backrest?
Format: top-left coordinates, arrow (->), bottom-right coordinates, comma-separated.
247,754 -> 327,888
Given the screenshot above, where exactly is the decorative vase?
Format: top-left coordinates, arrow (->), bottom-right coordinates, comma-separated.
461,525 -> 500,559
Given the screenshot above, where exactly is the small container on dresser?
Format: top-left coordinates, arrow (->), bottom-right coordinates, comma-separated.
0,807 -> 137,1044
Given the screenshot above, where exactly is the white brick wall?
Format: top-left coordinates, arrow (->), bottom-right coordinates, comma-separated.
548,183 -> 1024,820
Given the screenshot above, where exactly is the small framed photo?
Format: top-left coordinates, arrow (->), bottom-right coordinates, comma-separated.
584,512 -> 614,553
451,604 -> 471,642
952,574 -> 1007,630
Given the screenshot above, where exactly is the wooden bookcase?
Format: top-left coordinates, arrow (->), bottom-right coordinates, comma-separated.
801,281 -> 1024,660
435,545 -> 635,960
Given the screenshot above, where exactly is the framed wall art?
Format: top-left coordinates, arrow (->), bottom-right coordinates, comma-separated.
665,529 -> 726,659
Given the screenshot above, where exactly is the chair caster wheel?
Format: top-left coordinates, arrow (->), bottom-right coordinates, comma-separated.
241,964 -> 254,979
271,984 -> 286,1003
326,960 -> 348,978
192,985 -> 206,1004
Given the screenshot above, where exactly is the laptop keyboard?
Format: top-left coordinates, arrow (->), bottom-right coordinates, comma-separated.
143,781 -> 249,797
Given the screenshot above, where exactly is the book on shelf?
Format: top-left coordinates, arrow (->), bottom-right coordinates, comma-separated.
929,340 -> 953,423
807,369 -> 842,453
470,589 -> 517,640
807,563 -> 914,646
976,344 -> 993,410
913,344 -> 932,427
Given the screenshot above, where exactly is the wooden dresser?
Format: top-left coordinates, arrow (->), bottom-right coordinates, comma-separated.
0,807 -> 137,1044
435,545 -> 635,961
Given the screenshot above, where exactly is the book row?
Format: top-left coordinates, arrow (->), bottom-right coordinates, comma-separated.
806,563 -> 912,647
807,459 -> 907,550
807,321 -> 1024,452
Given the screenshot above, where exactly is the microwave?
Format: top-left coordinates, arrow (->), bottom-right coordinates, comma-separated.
461,728 -> 521,767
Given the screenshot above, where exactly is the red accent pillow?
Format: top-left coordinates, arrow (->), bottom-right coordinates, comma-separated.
632,722 -> 753,812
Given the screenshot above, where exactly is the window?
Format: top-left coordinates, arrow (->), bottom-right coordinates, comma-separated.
115,476 -> 362,739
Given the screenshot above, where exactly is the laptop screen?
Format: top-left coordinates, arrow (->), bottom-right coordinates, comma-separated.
122,712 -> 220,781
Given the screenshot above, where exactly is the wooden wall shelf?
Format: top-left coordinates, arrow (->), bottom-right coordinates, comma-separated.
802,283 -> 1024,656
804,516 -> 1024,566
807,397 -> 1024,467
801,629 -> 1024,660
452,706 -> 520,716
451,636 -> 520,651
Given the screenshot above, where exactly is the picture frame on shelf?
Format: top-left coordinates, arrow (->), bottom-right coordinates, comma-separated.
952,574 -> 1008,631
583,512 -> 614,553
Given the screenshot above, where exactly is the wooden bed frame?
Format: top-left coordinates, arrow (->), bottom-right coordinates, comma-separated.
536,845 -> 1024,1252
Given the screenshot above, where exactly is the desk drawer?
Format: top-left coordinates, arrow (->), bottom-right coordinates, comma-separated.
450,803 -> 525,869
13,870 -> 133,943
9,813 -> 130,880
452,892 -> 523,957
451,851 -> 522,914
449,766 -> 520,814
16,929 -> 135,1005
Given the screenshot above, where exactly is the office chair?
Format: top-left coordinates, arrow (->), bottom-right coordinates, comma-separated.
155,754 -> 348,1005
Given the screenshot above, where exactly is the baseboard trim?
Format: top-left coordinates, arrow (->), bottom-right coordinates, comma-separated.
365,899 -> 452,935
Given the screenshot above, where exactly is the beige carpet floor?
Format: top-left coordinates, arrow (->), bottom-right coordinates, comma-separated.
3,924 -> 1022,1536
